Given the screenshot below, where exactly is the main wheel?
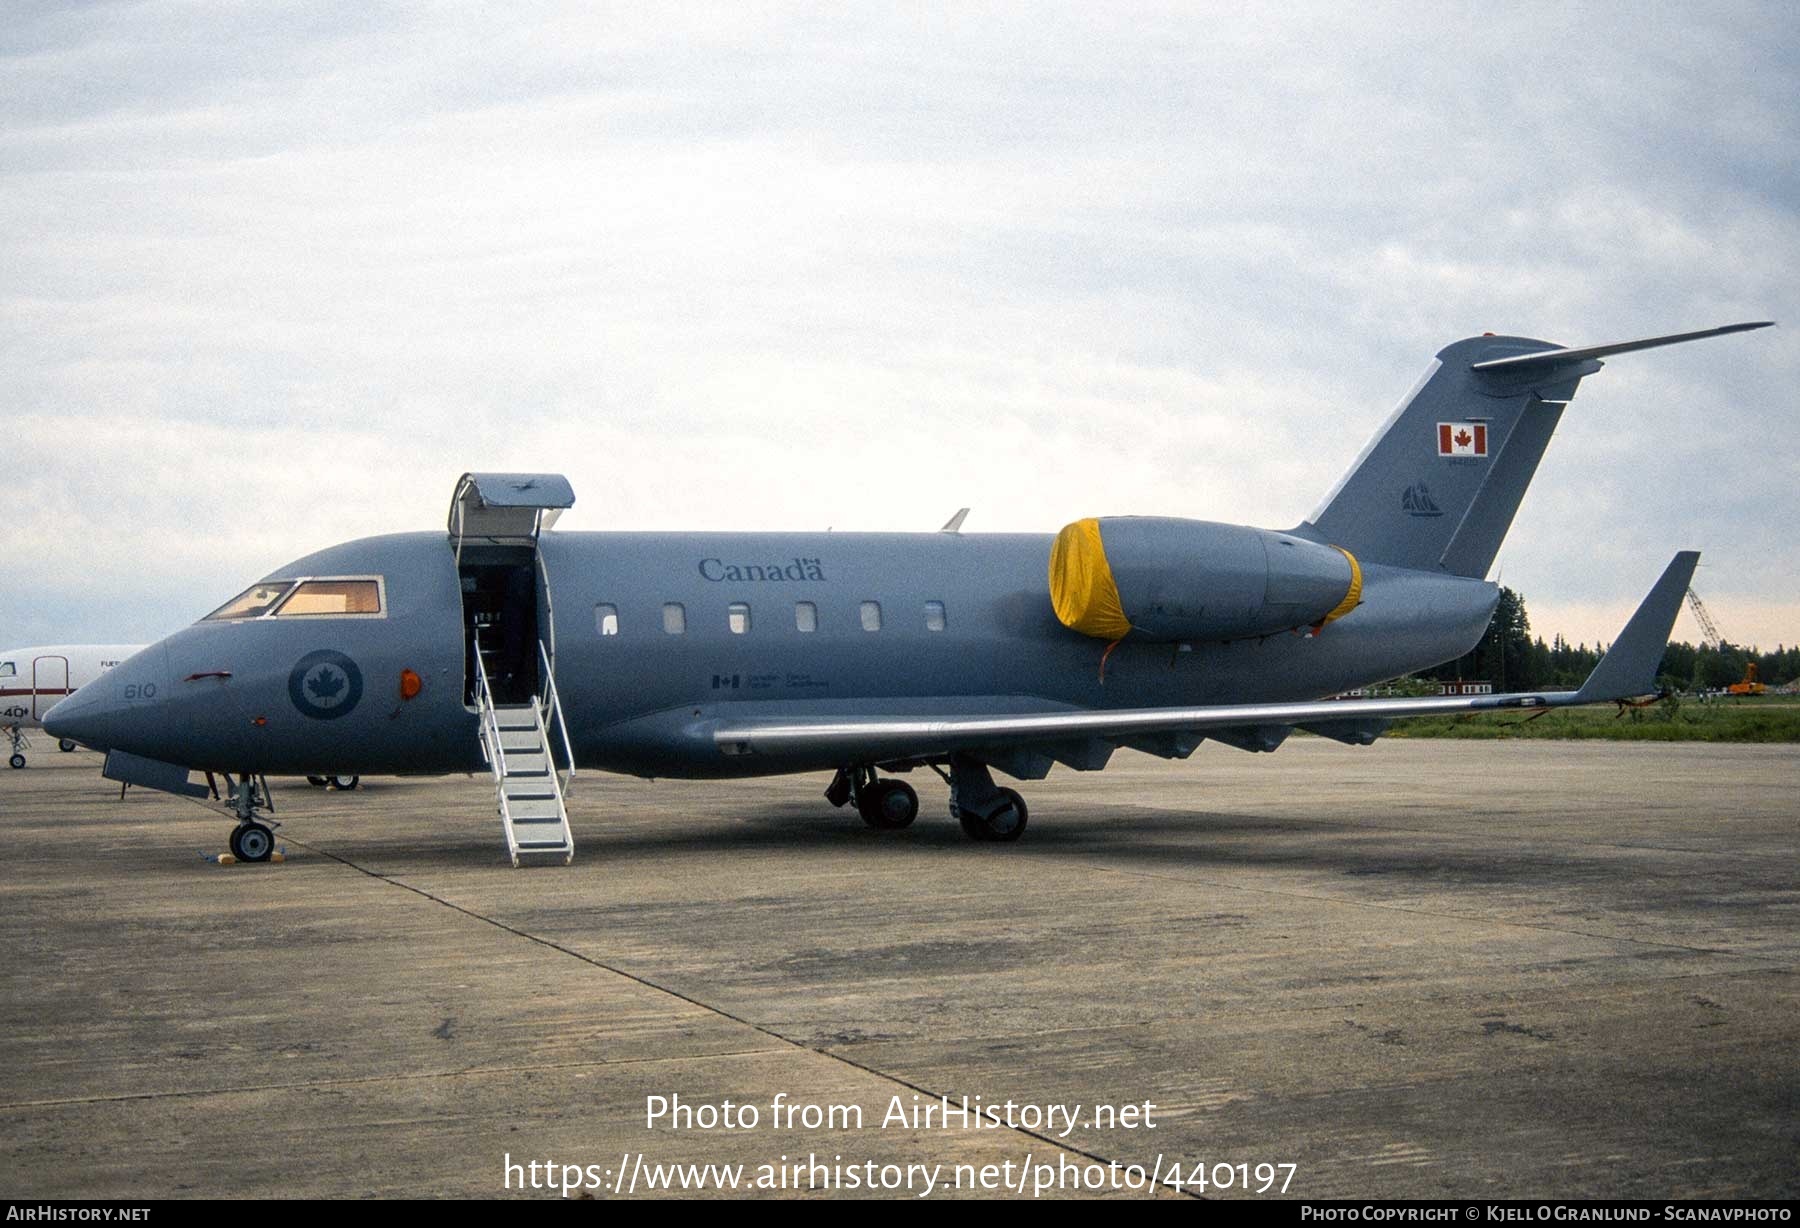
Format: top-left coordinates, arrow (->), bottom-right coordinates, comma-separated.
328,775 -> 359,790
58,739 -> 77,753
8,754 -> 24,770
958,788 -> 1028,842
858,779 -> 919,829
230,821 -> 275,863
306,776 -> 328,787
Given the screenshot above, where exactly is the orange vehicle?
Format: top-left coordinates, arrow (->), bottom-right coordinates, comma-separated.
1727,662 -> 1767,696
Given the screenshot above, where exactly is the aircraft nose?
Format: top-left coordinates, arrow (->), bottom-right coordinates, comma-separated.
43,645 -> 169,753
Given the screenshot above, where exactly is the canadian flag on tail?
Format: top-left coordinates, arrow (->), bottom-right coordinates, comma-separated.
1437,421 -> 1488,457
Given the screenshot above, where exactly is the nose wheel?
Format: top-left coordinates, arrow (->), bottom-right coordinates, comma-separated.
224,773 -> 278,862
230,820 -> 275,862
5,724 -> 27,769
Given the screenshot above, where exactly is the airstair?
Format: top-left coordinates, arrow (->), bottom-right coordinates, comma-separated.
475,637 -> 577,866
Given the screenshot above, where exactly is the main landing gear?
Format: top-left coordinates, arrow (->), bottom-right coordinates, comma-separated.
827,766 -> 920,829
306,775 -> 360,790
826,756 -> 1028,842
944,755 -> 1028,842
225,773 -> 278,863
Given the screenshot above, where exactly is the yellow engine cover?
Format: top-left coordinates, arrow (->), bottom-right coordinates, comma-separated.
1048,518 -> 1133,641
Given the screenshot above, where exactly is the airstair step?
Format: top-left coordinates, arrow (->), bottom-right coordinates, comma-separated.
506,796 -> 564,821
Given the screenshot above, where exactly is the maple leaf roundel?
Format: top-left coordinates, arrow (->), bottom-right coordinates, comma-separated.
288,649 -> 365,720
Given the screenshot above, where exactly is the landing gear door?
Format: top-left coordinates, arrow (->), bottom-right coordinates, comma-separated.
447,472 -> 576,563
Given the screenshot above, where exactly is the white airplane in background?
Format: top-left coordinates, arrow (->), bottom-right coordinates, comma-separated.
1,644 -> 143,768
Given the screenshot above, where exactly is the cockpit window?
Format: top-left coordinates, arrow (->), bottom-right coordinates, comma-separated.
202,577 -> 384,621
0,662 -> 14,678
274,579 -> 383,617
204,581 -> 297,621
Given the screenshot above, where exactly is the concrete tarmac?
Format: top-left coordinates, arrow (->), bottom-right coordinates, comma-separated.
0,740 -> 1795,1199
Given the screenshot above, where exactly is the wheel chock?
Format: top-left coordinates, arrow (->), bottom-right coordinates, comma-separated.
200,847 -> 287,866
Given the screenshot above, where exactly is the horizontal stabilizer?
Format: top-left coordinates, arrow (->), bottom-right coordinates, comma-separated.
1470,322 -> 1772,375
1573,550 -> 1699,703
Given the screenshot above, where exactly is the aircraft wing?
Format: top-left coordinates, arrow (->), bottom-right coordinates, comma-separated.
711,551 -> 1697,768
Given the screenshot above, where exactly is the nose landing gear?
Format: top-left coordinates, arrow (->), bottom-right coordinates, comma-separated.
5,724 -> 28,769
225,773 -> 278,863
230,820 -> 275,862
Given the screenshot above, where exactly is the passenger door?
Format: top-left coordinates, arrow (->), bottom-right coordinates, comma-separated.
32,655 -> 69,721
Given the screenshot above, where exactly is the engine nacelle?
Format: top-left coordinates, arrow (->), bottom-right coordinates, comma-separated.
1049,516 -> 1361,643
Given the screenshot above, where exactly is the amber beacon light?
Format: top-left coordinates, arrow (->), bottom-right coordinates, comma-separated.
399,669 -> 423,700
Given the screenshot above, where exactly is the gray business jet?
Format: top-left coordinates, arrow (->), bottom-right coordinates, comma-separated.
45,323 -> 1771,865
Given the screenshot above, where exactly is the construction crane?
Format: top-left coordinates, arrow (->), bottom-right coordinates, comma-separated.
1685,588 -> 1724,649
1685,587 -> 1766,695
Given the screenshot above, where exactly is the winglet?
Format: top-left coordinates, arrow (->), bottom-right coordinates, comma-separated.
1573,551 -> 1700,703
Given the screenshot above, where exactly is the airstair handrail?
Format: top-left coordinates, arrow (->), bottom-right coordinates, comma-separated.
472,630 -> 508,781
537,638 -> 577,797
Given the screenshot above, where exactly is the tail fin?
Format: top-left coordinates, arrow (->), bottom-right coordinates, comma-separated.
1297,323 -> 1771,577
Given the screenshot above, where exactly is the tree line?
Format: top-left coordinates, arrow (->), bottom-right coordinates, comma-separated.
1420,587 -> 1797,693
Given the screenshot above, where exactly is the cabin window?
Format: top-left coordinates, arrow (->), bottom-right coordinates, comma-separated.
795,602 -> 817,632
274,579 -> 383,617
729,602 -> 751,634
860,601 -> 882,632
595,604 -> 619,636
925,600 -> 946,632
203,581 -> 296,621
663,603 -> 686,634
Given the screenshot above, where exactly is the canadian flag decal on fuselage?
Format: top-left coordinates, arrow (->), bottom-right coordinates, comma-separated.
1437,421 -> 1488,457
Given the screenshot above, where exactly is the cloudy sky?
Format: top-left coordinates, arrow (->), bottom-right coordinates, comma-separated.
5,1 -> 1796,653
